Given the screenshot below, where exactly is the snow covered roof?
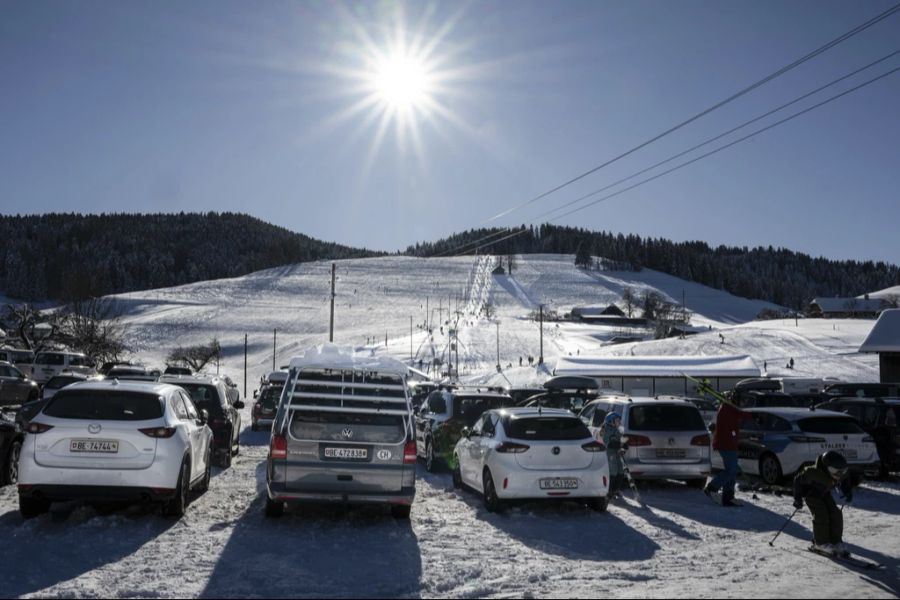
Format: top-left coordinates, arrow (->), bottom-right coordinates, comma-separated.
554,354 -> 761,377
859,309 -> 900,353
288,343 -> 409,376
811,297 -> 886,313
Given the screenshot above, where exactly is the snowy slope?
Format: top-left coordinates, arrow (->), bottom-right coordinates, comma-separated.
0,254 -> 896,599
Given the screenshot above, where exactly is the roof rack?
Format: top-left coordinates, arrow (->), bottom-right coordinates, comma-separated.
286,367 -> 411,416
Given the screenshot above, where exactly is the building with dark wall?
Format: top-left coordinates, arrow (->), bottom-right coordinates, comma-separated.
859,309 -> 900,383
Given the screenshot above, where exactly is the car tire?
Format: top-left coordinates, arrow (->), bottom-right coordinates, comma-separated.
196,446 -> 212,494
390,505 -> 412,519
686,478 -> 707,489
162,460 -> 190,518
483,469 -> 503,513
425,439 -> 437,473
5,439 -> 22,485
265,497 -> 284,518
19,495 -> 50,520
451,458 -> 463,489
759,453 -> 783,486
586,496 -> 608,512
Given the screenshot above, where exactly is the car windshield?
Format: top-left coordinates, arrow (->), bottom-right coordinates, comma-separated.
505,416 -> 591,441
290,411 -> 406,443
259,387 -> 282,409
43,390 -> 163,421
35,353 -> 65,366
798,417 -> 866,435
453,396 -> 514,426
628,404 -> 706,431
177,383 -> 224,416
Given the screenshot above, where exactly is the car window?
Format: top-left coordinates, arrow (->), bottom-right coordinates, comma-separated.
429,393 -> 447,414
754,413 -> 791,432
580,404 -> 595,425
592,405 -> 608,427
505,416 -> 591,441
178,383 -> 225,416
483,413 -> 498,437
170,395 -> 189,420
35,353 -> 65,366
181,391 -> 199,419
289,411 -> 406,443
0,366 -> 12,377
798,417 -> 866,435
68,355 -> 87,367
471,414 -> 487,436
628,404 -> 705,431
44,390 -> 164,421
862,406 -> 880,428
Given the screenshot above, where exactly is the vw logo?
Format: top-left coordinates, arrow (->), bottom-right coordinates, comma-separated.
88,423 -> 102,435
341,428 -> 353,439
552,446 -> 561,455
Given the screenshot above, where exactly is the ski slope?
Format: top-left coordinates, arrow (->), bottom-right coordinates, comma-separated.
0,253 -> 896,598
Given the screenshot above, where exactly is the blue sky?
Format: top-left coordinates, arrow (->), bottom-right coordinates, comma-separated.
1,1 -> 898,264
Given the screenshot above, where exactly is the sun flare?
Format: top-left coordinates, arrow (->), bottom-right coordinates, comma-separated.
372,54 -> 431,110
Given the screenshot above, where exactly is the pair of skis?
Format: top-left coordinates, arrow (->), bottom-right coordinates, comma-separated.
806,546 -> 884,570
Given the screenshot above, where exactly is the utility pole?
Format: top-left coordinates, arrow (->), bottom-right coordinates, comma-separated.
539,304 -> 544,365
243,333 -> 248,398
329,262 -> 336,342
410,316 -> 413,363
426,297 -> 429,330
496,321 -> 501,371
273,328 -> 277,371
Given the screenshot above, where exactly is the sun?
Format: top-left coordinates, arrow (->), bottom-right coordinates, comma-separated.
371,53 -> 431,110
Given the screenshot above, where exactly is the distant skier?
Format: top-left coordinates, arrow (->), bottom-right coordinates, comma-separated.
789,357 -> 795,369
793,451 -> 858,556
601,412 -> 626,499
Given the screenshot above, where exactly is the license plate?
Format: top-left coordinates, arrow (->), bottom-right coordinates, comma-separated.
539,478 -> 579,490
841,449 -> 858,459
70,439 -> 119,453
656,448 -> 687,458
324,447 -> 368,460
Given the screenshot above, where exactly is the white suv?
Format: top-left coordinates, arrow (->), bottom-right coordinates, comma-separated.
17,380 -> 213,518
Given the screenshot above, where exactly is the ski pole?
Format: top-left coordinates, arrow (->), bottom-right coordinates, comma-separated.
769,507 -> 801,546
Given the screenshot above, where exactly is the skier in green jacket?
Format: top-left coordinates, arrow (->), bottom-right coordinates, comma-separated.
793,450 -> 857,556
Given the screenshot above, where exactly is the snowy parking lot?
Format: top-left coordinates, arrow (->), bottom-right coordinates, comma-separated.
2,424 -> 899,598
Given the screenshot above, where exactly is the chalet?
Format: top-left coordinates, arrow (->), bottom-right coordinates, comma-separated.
571,305 -> 646,326
807,297 -> 888,319
859,309 -> 900,383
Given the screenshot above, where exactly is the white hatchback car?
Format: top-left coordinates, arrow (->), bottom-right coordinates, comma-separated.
711,407 -> 881,485
452,407 -> 610,512
17,380 -> 213,518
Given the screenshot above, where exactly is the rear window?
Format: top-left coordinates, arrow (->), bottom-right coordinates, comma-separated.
453,396 -> 513,426
798,417 -> 865,435
177,383 -> 225,416
505,417 -> 591,441
628,404 -> 706,431
290,411 -> 406,443
258,387 -> 282,409
43,390 -> 163,421
45,376 -> 82,390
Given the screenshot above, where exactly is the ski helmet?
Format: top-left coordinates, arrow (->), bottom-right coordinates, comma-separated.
821,450 -> 848,479
604,412 -> 622,426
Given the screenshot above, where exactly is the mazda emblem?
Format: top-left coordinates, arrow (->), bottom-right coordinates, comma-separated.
88,423 -> 102,435
341,428 -> 353,439
669,438 -> 675,446
552,446 -> 561,455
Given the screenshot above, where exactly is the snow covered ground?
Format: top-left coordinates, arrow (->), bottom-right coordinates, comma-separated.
1,254 -> 897,598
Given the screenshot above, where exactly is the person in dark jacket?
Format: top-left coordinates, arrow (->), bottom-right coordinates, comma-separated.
601,412 -> 626,498
704,396 -> 751,506
793,451 -> 856,556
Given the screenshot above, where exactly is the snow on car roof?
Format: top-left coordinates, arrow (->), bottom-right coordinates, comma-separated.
746,407 -> 854,420
499,407 -> 574,418
288,343 -> 409,376
64,379 -> 174,395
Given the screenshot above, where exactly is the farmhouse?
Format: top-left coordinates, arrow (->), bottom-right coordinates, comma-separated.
859,309 -> 900,383
807,297 -> 889,319
570,305 -> 647,326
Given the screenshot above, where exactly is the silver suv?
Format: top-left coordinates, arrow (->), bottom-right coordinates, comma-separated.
265,347 -> 416,518
580,395 -> 712,487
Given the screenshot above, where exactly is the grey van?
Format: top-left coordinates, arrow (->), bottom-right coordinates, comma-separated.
265,349 -> 416,518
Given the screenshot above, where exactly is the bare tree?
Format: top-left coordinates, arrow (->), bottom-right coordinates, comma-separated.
57,298 -> 129,363
167,338 -> 222,372
622,287 -> 638,318
1,303 -> 64,350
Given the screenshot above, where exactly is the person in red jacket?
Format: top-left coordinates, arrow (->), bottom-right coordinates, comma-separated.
704,395 -> 751,506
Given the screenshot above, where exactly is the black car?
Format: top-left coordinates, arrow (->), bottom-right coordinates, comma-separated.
817,397 -> 900,477
0,361 -> 40,406
0,418 -> 23,485
519,375 -> 599,413
503,386 -> 545,405
733,391 -> 808,409
164,365 -> 193,376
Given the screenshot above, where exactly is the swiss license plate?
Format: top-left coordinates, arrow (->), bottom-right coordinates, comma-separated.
539,478 -> 579,490
656,448 -> 686,458
70,439 -> 119,454
324,447 -> 368,460
841,449 -> 858,459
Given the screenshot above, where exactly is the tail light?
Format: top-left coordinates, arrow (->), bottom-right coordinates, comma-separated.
139,427 -> 177,439
626,435 -> 652,447
403,439 -> 417,464
26,422 -> 54,434
789,435 -> 826,443
495,442 -> 529,453
581,440 -> 606,452
271,434 -> 287,460
690,434 -> 710,446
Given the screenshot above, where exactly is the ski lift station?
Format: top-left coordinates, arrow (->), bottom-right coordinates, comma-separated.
553,354 -> 761,397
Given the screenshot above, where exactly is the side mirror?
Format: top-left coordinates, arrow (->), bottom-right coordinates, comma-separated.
234,400 -> 245,410
253,390 -> 259,399
199,409 -> 209,426
461,426 -> 471,439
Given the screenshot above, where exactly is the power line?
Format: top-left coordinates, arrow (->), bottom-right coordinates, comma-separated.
433,3 -> 900,258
